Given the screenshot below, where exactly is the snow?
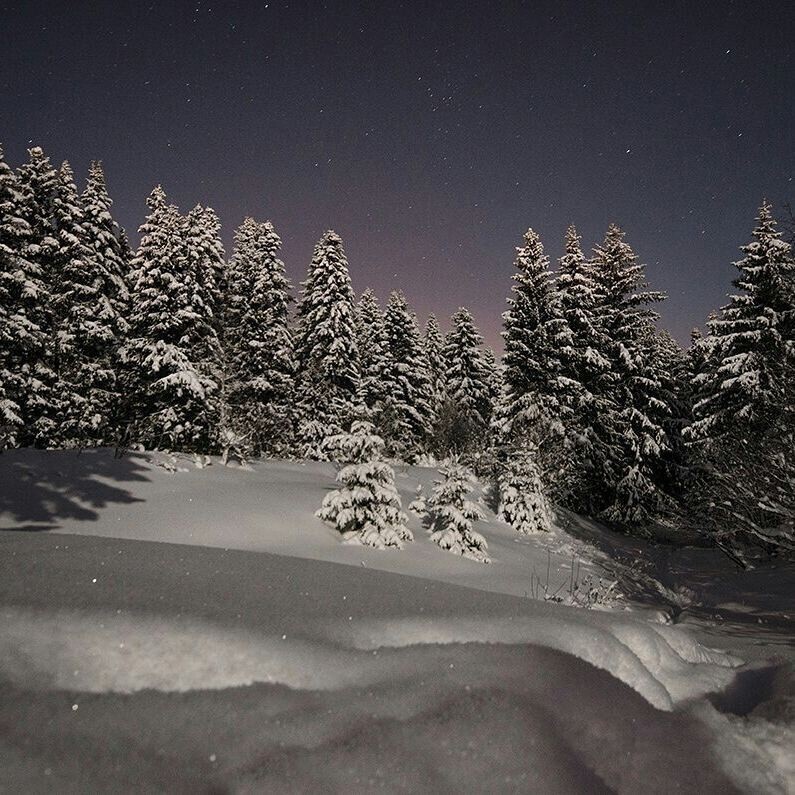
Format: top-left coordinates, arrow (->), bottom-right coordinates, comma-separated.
696,702 -> 795,794
0,599 -> 740,712
0,448 -> 793,792
0,448 -> 611,601
328,614 -> 740,711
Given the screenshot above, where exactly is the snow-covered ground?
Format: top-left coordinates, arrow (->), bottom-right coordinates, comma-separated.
0,449 -> 793,792
0,448 -> 609,601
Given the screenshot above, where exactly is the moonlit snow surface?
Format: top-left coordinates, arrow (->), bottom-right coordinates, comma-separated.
0,606 -> 739,710
1,449 -> 793,792
0,603 -> 787,793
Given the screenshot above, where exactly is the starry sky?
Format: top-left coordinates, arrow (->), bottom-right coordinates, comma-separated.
2,0 -> 793,349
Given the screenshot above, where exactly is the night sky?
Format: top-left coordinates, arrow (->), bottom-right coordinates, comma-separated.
2,0 -> 793,349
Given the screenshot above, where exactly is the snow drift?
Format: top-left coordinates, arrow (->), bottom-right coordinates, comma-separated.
0,605 -> 738,711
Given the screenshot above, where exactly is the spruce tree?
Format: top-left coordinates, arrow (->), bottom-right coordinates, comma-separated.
497,448 -> 553,534
78,160 -> 131,441
186,205 -> 226,339
81,161 -> 130,320
122,186 -> 218,451
440,307 -> 492,454
480,346 -> 501,425
425,458 -> 489,562
555,225 -> 610,487
47,161 -> 109,446
355,288 -> 391,422
424,313 -> 447,418
651,329 -> 693,498
556,225 -> 589,316
588,224 -> 671,527
316,419 -> 413,548
690,202 -> 795,443
0,145 -> 39,449
14,146 -> 61,446
294,230 -> 360,458
183,205 -> 225,440
118,227 -> 133,275
225,217 -> 294,455
687,204 -> 795,557
381,291 -> 434,458
500,228 -> 573,482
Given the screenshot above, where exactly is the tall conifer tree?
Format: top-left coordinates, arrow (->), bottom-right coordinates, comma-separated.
48,161 -> 108,445
0,145 -> 39,448
294,230 -> 359,457
15,147 -> 60,446
687,204 -> 795,556
122,187 -> 218,451
355,288 -> 391,422
555,225 -> 610,467
500,228 -> 572,488
381,290 -> 434,458
690,203 -> 795,443
501,229 -> 571,435
225,217 -> 294,454
183,205 -> 225,416
588,224 -> 670,526
424,313 -> 447,420
441,307 -> 492,454
79,160 -> 131,440
81,161 -> 130,317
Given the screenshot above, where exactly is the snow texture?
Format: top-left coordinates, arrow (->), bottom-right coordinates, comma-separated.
0,450 -> 793,792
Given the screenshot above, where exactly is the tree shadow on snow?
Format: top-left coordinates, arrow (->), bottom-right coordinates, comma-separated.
0,448 -> 149,530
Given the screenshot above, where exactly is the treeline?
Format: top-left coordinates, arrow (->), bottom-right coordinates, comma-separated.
1,145 -> 793,561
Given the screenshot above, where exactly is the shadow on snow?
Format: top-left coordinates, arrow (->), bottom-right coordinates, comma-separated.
0,448 -> 149,531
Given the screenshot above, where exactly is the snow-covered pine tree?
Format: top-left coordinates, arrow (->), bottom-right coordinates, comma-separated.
476,345 -> 506,476
480,346 -> 502,424
497,448 -> 553,534
500,228 -> 573,484
0,144 -> 39,449
355,288 -> 391,423
45,160 -> 117,447
650,329 -> 693,499
609,325 -> 677,528
122,186 -> 218,452
81,161 -> 131,320
556,225 -> 590,322
186,205 -> 226,339
182,204 -> 225,446
117,227 -> 133,273
409,483 -> 426,515
316,419 -> 413,548
689,202 -> 795,444
685,321 -> 716,460
423,313 -> 447,419
381,291 -> 434,458
294,231 -> 360,458
439,307 -> 493,455
686,203 -> 795,557
14,146 -> 61,447
588,224 -> 671,528
78,160 -> 131,443
554,225 -> 611,496
425,457 -> 489,562
224,217 -> 294,455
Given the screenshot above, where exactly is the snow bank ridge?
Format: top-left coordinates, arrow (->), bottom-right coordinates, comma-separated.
0,606 -> 741,713
328,614 -> 742,711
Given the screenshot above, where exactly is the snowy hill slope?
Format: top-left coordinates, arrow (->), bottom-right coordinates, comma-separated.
0,449 -> 793,792
0,448 -> 615,602
2,533 -> 793,793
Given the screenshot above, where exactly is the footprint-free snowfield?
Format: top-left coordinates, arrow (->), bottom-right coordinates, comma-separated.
1,450 -> 793,793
